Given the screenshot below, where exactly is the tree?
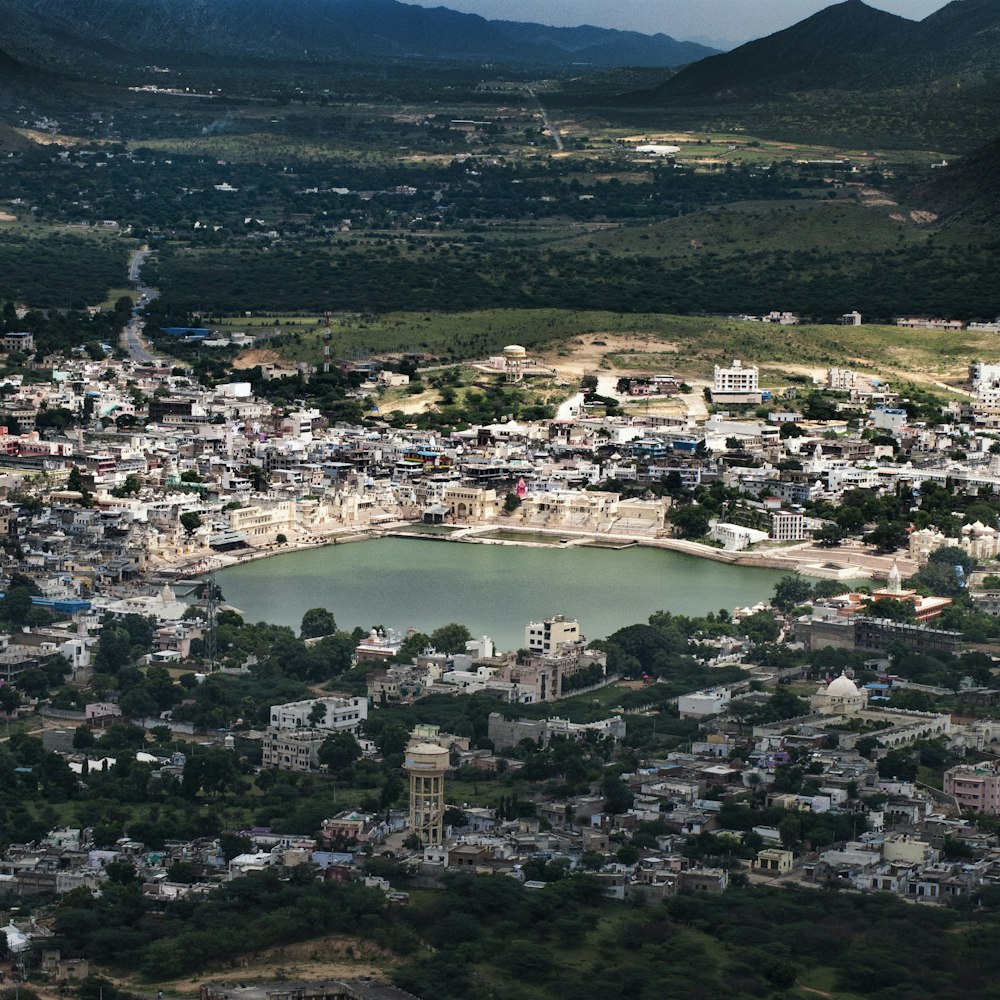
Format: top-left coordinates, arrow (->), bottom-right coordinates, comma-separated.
94,626 -> 133,674
0,684 -> 21,715
300,607 -> 337,639
741,611 -> 781,644
669,504 -> 710,539
180,511 -> 202,536
772,576 -> 814,611
318,731 -> 362,772
430,622 -> 473,654
111,474 -> 141,497
864,520 -> 908,554
779,812 -> 801,849
502,492 -> 522,514
67,465 -> 85,491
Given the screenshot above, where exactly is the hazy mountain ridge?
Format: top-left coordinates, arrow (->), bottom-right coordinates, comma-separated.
0,0 -> 718,70
642,0 -> 1000,101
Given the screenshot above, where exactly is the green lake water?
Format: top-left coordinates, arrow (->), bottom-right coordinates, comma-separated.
216,538 -> 787,651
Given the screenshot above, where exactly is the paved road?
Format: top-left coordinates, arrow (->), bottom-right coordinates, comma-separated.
123,248 -> 159,363
526,87 -> 564,151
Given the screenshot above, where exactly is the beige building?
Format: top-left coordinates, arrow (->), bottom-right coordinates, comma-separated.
712,359 -> 762,405
262,728 -> 326,772
441,485 -> 497,521
226,500 -> 297,541
754,848 -> 794,874
525,614 -> 580,656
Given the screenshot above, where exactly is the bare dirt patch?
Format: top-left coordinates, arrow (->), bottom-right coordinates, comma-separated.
232,348 -> 285,369
116,935 -> 400,997
538,332 -> 679,380
0,211 -> 16,222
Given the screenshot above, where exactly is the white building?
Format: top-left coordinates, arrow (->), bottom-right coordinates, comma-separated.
873,407 -> 908,432
771,511 -> 806,541
712,360 -> 761,405
678,687 -> 732,718
969,363 -> 1000,407
269,696 -> 367,733
827,367 -> 858,391
709,522 -> 770,551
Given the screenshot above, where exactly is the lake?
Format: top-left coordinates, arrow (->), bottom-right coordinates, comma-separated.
215,538 -> 787,650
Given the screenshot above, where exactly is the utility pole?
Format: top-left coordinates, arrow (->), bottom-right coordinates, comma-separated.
322,311 -> 332,374
204,570 -> 218,671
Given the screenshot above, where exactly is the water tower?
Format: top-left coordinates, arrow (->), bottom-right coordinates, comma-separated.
404,742 -> 450,847
503,344 -> 526,384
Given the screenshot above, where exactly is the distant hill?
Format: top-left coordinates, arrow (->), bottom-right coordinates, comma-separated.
639,0 -> 1000,102
0,0 -> 718,70
491,22 -> 715,69
645,0 -> 912,100
913,137 -> 1000,226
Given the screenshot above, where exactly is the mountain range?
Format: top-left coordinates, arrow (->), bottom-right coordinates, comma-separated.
0,0 -> 718,71
644,0 -> 1000,101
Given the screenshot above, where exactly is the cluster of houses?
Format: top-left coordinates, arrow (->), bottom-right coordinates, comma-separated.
6,332 -> 1000,940
5,666 -> 1000,919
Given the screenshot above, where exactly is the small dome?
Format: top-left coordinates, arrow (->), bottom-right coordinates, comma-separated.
826,673 -> 859,697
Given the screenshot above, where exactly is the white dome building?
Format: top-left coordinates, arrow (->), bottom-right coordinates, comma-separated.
811,671 -> 868,716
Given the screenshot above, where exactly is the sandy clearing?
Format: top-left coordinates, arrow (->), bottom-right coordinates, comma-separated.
232,348 -> 285,369
113,935 -> 400,997
0,211 -> 15,222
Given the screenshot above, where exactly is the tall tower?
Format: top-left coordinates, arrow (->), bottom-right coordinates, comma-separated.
503,344 -> 526,384
404,742 -> 449,847
322,311 -> 332,374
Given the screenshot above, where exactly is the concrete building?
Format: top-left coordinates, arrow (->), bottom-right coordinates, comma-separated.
944,761 -> 1000,815
754,848 -> 794,874
487,712 -> 626,749
711,359 -> 761,405
677,688 -> 732,718
770,510 -> 806,541
261,728 -> 326,772
269,696 -> 367,734
3,331 -> 34,353
827,367 -> 858,390
525,615 -> 580,656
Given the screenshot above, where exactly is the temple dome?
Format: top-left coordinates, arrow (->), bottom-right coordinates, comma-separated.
826,673 -> 859,697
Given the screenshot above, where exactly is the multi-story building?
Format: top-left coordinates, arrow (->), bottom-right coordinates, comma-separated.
261,728 -> 326,772
943,761 -> 1000,815
711,360 -> 761,405
269,696 -> 367,733
827,367 -> 858,390
770,510 -> 806,541
525,615 -> 579,656
2,331 -> 34,353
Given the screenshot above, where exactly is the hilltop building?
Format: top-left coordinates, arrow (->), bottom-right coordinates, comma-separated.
711,360 -> 762,405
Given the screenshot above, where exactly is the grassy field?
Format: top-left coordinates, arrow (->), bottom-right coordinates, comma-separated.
220,306 -> 998,385
567,200 -> 941,258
